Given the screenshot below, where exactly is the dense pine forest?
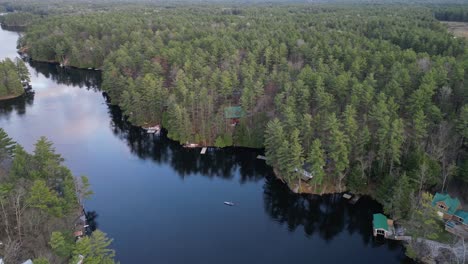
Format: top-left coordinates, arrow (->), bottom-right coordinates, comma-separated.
0,129 -> 116,264
1,2 -> 468,250
0,58 -> 29,99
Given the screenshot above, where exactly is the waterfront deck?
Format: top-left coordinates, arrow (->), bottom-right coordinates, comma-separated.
446,221 -> 468,238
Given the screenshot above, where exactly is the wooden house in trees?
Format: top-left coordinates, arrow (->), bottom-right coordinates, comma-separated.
431,193 -> 461,219
294,163 -> 313,181
453,210 -> 468,227
432,193 -> 468,238
445,210 -> 468,238
224,106 -> 245,126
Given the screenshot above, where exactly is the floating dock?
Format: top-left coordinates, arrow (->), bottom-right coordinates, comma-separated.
201,147 -> 207,154
343,193 -> 352,200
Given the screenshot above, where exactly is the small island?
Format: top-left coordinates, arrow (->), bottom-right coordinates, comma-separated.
0,58 -> 30,101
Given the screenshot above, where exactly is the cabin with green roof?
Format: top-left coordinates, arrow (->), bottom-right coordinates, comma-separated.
224,106 -> 245,119
446,210 -> 468,238
454,210 -> 468,227
431,193 -> 461,219
373,213 -> 390,238
224,106 -> 245,126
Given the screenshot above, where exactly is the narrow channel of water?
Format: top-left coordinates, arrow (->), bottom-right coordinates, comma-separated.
0,26 -> 412,264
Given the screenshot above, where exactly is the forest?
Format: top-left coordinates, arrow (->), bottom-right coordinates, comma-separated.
0,12 -> 41,27
434,6 -> 468,22
0,58 -> 29,99
0,129 -> 116,264
2,2 -> 468,251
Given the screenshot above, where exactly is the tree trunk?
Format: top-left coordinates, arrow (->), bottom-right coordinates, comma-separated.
15,195 -> 22,243
0,199 -> 11,242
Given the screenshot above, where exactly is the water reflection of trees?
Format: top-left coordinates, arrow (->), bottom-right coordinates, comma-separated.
28,61 -> 102,90
0,91 -> 34,118
107,105 -> 267,183
263,177 -> 405,254
0,61 -> 101,118
5,63 -> 407,261
86,210 -> 99,234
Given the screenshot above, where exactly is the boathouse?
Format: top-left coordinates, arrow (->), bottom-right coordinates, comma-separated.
373,213 -> 390,238
431,193 -> 461,219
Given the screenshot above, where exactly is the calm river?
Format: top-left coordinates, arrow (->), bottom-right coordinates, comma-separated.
0,26 -> 412,263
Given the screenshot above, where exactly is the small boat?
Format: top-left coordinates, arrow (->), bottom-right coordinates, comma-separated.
224,201 -> 235,206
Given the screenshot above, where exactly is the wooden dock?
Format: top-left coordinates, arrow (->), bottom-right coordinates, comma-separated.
343,193 -> 352,200
349,194 -> 361,204
201,147 -> 207,154
390,236 -> 412,241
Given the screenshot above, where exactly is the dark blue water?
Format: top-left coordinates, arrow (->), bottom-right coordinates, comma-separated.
0,26 -> 412,264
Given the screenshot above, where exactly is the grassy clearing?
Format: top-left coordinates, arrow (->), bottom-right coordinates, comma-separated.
442,21 -> 468,39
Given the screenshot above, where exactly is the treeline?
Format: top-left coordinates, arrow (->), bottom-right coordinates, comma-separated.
0,12 -> 42,27
0,129 -> 116,264
0,58 -> 29,99
20,5 -> 468,216
434,6 -> 468,22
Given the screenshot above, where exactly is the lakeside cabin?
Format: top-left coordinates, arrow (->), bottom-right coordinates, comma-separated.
294,163 -> 314,181
432,192 -> 468,238
224,106 -> 245,126
432,193 -> 461,220
453,210 -> 468,226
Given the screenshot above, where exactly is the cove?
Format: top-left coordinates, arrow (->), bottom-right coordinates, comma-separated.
0,26 -> 413,264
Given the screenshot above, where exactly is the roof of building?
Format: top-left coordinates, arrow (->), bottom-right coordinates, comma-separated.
454,210 -> 468,224
224,106 -> 245,119
432,193 -> 461,215
373,213 -> 389,231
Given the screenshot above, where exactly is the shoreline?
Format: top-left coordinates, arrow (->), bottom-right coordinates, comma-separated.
19,51 -> 102,71
19,44 -> 441,264
0,92 -> 24,101
24,53 -> 369,197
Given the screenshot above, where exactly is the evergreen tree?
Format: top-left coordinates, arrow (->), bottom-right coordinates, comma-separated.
0,128 -> 16,161
307,139 -> 326,188
71,230 -> 116,264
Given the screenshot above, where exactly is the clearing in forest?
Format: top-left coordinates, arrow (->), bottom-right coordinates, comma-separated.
442,21 -> 468,39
